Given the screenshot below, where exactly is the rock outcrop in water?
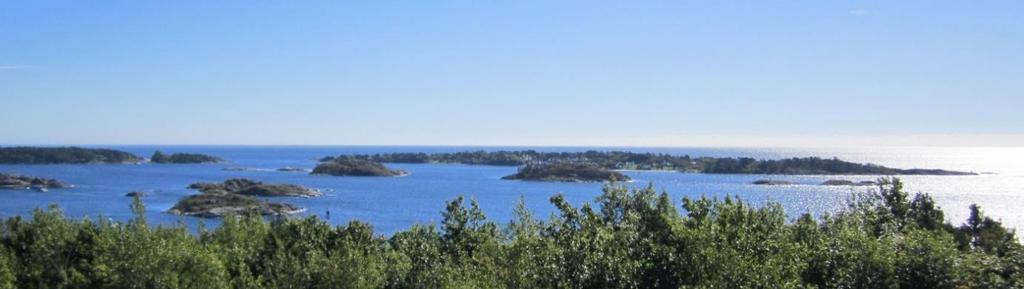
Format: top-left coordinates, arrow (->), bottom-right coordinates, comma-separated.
171,178 -> 317,218
752,179 -> 794,186
501,162 -> 630,182
0,146 -> 142,164
312,157 -> 406,177
150,151 -> 223,164
187,178 -> 320,197
0,173 -> 69,190
168,191 -> 300,218
821,179 -> 877,186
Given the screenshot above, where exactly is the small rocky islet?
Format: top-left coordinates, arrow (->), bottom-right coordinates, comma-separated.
0,173 -> 69,190
187,178 -> 320,197
169,178 -> 319,218
752,179 -> 880,186
752,179 -> 794,186
821,179 -> 878,186
502,162 -> 630,183
277,166 -> 309,172
168,192 -> 301,218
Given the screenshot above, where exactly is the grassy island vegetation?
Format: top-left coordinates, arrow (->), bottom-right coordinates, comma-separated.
0,178 -> 1020,288
354,150 -> 976,175
150,151 -> 224,164
313,156 -> 406,177
0,146 -> 141,164
502,161 -> 630,182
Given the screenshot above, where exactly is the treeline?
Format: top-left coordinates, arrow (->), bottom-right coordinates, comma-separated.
0,178 -> 1020,288
0,147 -> 142,164
351,150 -> 975,175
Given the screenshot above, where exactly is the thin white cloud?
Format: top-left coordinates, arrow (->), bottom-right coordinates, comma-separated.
849,9 -> 869,16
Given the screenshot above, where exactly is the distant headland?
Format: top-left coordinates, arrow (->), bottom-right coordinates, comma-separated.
352,150 -> 976,176
0,147 -> 142,164
0,146 -> 224,165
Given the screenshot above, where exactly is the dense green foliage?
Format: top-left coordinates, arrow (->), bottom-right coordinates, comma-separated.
313,157 -> 406,177
0,147 -> 141,164
0,178 -> 1019,288
150,151 -> 224,164
501,161 -> 630,182
349,150 -> 975,175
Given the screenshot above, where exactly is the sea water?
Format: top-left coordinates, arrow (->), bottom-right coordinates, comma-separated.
0,145 -> 1021,234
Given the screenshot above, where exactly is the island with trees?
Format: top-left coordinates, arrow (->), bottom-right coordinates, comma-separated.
0,178 -> 1021,288
169,178 -> 318,217
150,151 -> 224,164
187,178 -> 320,197
0,146 -> 142,164
312,156 -> 407,176
350,150 -> 975,175
0,173 -> 69,190
501,161 -> 630,182
751,179 -> 794,185
168,191 -> 300,218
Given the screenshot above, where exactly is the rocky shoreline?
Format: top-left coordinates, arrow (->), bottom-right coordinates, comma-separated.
170,178 -> 319,218
0,173 -> 69,190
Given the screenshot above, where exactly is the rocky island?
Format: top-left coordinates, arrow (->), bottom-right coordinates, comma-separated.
0,173 -> 69,190
187,178 -> 320,197
0,146 -> 142,164
821,179 -> 877,186
168,192 -> 301,218
502,162 -> 630,182
150,151 -> 223,164
170,178 -> 317,217
752,179 -> 794,186
312,157 -> 406,176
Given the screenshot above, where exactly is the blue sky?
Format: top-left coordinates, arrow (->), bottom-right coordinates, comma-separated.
1,1 -> 1021,146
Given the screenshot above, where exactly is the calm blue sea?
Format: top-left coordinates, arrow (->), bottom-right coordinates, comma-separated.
1,146 -> 1022,234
